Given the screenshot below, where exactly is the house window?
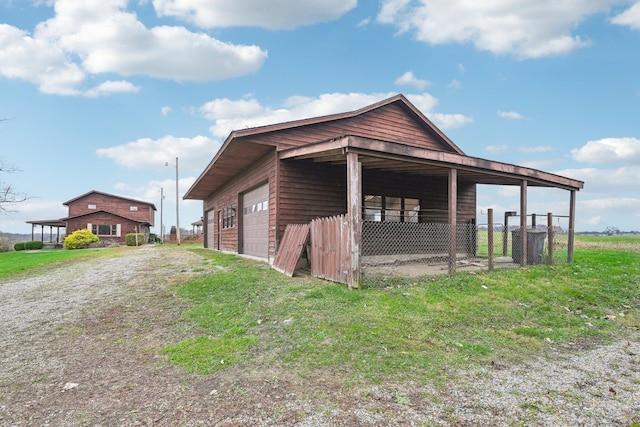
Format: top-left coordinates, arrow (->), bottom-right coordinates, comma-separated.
88,204 -> 97,209
130,206 -> 138,211
364,195 -> 420,223
92,224 -> 118,236
222,206 -> 236,228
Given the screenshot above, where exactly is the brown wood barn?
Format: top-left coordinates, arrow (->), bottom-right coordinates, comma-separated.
184,94 -> 583,287
28,190 -> 156,245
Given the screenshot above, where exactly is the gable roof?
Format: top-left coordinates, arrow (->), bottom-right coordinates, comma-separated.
226,94 -> 463,153
63,190 -> 157,210
61,209 -> 153,225
185,94 -> 462,200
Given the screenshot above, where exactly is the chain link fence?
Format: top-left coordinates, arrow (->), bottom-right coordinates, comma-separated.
361,213 -> 572,282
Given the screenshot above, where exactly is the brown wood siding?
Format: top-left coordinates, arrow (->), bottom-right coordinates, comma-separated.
241,104 -> 453,153
362,170 -> 476,224
275,161 -> 475,250
277,160 -> 348,245
67,193 -> 154,224
66,212 -> 142,244
203,150 -> 277,258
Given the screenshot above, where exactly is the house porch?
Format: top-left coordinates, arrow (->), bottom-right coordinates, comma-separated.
278,135 -> 582,288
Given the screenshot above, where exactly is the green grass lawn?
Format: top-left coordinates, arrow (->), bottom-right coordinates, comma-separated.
164,239 -> 640,385
2,236 -> 637,387
0,248 -> 110,279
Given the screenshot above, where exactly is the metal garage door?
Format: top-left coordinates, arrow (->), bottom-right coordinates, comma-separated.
242,183 -> 269,258
206,209 -> 215,249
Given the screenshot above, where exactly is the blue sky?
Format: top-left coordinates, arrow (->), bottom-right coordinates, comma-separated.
1,0 -> 639,235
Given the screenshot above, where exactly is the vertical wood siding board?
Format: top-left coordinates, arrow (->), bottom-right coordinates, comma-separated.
342,214 -> 350,283
313,219 -> 320,277
327,218 -> 332,280
274,152 -> 281,259
322,217 -> 329,280
324,218 -> 330,280
312,218 -> 320,278
336,216 -> 342,283
264,103 -> 453,153
312,219 -> 318,277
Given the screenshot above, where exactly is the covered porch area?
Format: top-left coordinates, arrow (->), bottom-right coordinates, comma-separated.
278,135 -> 584,288
25,219 -> 67,246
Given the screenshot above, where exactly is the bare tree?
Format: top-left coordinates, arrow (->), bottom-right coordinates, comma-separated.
0,159 -> 30,213
1,119 -> 30,212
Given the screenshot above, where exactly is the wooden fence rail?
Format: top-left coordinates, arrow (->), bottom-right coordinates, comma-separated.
310,215 -> 351,285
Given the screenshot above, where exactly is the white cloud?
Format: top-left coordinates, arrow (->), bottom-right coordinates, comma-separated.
358,17 -> 372,27
377,0 -> 617,58
0,23 -> 85,95
555,165 -> 640,193
200,92 -> 474,138
429,112 -> 474,129
152,0 -> 357,30
96,135 -> 221,172
0,1 -> 267,95
497,110 -> 525,120
84,80 -> 140,97
114,177 -> 199,207
585,215 -> 602,226
580,197 -> 640,213
395,71 -> 430,90
571,137 -> 640,164
486,144 -> 509,153
161,106 -> 171,116
518,158 -> 564,170
610,1 -> 640,30
448,79 -> 462,88
476,185 -> 640,232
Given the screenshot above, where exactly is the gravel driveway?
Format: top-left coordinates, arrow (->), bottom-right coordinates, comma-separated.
0,245 -> 638,426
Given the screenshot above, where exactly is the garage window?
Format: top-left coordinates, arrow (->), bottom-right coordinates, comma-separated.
222,206 -> 236,228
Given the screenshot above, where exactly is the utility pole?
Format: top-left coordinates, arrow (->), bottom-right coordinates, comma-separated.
160,187 -> 164,243
165,157 -> 180,245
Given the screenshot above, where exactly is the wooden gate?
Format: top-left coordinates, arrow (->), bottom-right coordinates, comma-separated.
310,215 -> 351,285
273,224 -> 310,276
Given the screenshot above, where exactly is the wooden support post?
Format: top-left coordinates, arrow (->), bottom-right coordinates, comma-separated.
568,190 -> 576,263
488,208 -> 494,272
531,214 -> 537,229
520,180 -> 528,267
547,212 -> 554,265
448,168 -> 458,275
502,212 -> 509,256
347,151 -> 362,289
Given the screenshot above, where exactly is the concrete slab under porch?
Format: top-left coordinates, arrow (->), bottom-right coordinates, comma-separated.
362,254 -> 520,279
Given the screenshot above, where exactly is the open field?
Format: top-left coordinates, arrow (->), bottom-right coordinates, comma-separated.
0,236 -> 638,425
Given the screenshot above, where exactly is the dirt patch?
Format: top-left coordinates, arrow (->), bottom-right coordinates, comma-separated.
1,245 -> 638,426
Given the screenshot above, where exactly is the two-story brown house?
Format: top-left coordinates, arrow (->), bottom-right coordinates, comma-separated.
28,190 -> 156,245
